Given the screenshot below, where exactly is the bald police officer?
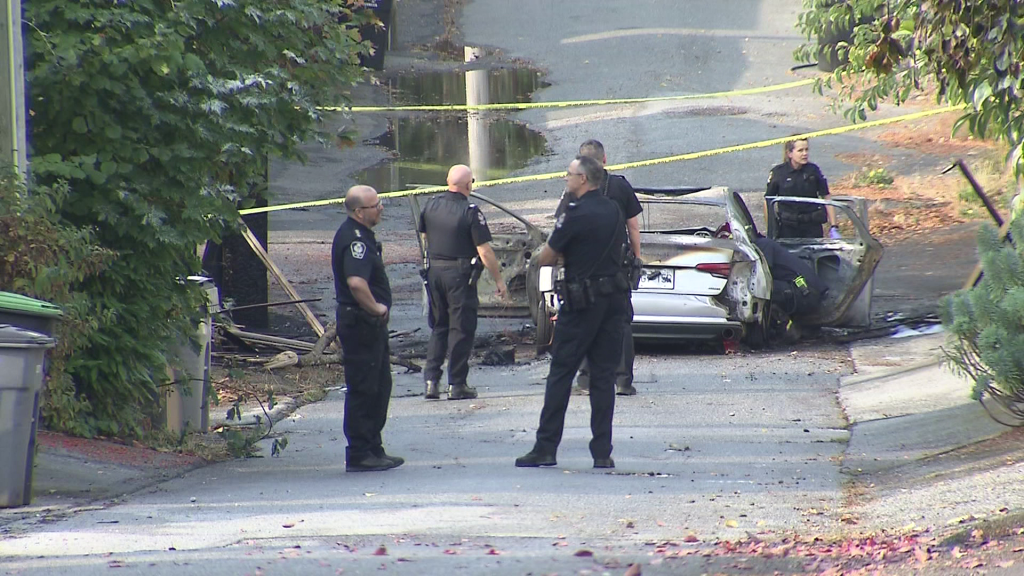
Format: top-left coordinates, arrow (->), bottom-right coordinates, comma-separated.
516,155 -> 631,470
332,185 -> 404,472
420,165 -> 508,401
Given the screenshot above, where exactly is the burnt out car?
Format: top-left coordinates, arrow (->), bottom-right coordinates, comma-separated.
411,188 -> 883,348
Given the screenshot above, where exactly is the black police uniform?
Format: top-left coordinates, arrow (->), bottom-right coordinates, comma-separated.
765,162 -> 830,238
419,191 -> 493,393
531,190 -> 630,462
557,170 -> 642,393
331,217 -> 393,466
754,236 -> 827,318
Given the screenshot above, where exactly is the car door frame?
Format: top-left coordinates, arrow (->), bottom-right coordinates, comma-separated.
763,195 -> 884,327
408,190 -> 546,319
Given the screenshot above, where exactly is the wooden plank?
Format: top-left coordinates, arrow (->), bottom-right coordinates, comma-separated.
963,220 -> 1013,290
238,220 -> 325,337
221,326 -> 317,352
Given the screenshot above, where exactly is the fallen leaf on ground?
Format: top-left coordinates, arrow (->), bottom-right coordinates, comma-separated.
486,549 -> 501,555
683,534 -> 699,543
281,523 -> 295,528
574,549 -> 594,557
725,520 -> 739,528
624,563 -> 642,576
997,560 -> 1015,569
443,549 -> 459,555
373,546 -> 387,556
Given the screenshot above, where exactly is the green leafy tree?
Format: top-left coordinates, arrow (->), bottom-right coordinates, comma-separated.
795,0 -> 1023,176
23,0 -> 370,436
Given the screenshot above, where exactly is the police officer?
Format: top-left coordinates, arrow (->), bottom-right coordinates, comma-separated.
765,138 -> 839,239
754,235 -> 828,341
556,139 -> 642,396
516,155 -> 631,470
419,164 -> 508,401
331,185 -> 404,472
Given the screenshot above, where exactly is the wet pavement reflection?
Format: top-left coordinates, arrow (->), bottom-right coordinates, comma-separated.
355,68 -> 550,192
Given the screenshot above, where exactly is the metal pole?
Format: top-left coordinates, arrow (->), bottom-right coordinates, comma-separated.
945,159 -> 1004,228
0,0 -> 27,174
465,46 -> 490,180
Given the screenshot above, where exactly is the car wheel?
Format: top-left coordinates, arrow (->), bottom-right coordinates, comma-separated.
527,256 -> 554,351
534,299 -> 554,351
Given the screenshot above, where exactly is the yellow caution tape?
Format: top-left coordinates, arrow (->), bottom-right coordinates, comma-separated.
240,105 -> 965,216
321,78 -> 819,113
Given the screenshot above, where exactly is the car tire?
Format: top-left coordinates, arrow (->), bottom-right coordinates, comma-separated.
527,256 -> 554,352
534,300 -> 554,351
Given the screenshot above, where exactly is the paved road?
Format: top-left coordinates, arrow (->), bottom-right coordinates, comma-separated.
1,346 -> 850,574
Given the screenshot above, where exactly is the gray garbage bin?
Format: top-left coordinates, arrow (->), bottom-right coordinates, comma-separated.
0,291 -> 63,338
0,324 -> 55,508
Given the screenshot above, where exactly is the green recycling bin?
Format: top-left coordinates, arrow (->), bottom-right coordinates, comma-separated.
0,324 -> 55,508
0,292 -> 63,337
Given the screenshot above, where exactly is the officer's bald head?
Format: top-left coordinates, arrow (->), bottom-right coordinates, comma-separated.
345,185 -> 383,227
344,185 -> 377,213
447,164 -> 474,195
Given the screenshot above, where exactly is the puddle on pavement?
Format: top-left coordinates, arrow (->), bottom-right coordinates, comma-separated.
355,68 -> 550,192
386,67 -> 549,106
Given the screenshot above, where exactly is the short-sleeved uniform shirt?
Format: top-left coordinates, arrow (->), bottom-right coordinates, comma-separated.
549,190 -> 627,282
332,217 -> 392,308
765,162 -> 830,214
419,192 -> 493,260
555,170 -> 643,221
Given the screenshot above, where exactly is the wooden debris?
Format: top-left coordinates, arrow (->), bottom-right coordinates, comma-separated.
257,323 -> 421,373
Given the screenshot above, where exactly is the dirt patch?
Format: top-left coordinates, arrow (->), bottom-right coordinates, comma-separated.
876,113 -> 1000,156
36,431 -> 204,469
831,114 -> 1014,242
210,363 -> 338,406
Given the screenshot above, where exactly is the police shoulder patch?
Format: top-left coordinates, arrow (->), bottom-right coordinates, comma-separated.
350,241 -> 367,259
477,210 -> 487,225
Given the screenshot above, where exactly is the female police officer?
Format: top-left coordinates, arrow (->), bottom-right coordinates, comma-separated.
765,138 -> 839,239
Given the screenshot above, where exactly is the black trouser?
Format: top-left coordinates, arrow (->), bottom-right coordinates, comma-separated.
772,279 -> 821,318
577,297 -> 634,389
534,291 -> 629,459
337,305 -> 392,463
777,221 -> 823,239
424,261 -> 479,387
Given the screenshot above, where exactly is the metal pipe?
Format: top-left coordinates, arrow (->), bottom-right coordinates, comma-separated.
943,159 -> 1004,227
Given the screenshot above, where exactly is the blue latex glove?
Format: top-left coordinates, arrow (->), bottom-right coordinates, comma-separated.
829,226 -> 842,239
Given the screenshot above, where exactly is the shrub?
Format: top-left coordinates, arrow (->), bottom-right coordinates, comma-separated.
0,172 -> 115,435
941,217 -> 1024,401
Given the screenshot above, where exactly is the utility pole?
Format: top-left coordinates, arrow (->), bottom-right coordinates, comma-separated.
0,0 -> 26,175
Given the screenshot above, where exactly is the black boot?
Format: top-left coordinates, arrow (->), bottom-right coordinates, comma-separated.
447,384 -> 478,400
424,380 -> 440,400
515,449 -> 557,467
